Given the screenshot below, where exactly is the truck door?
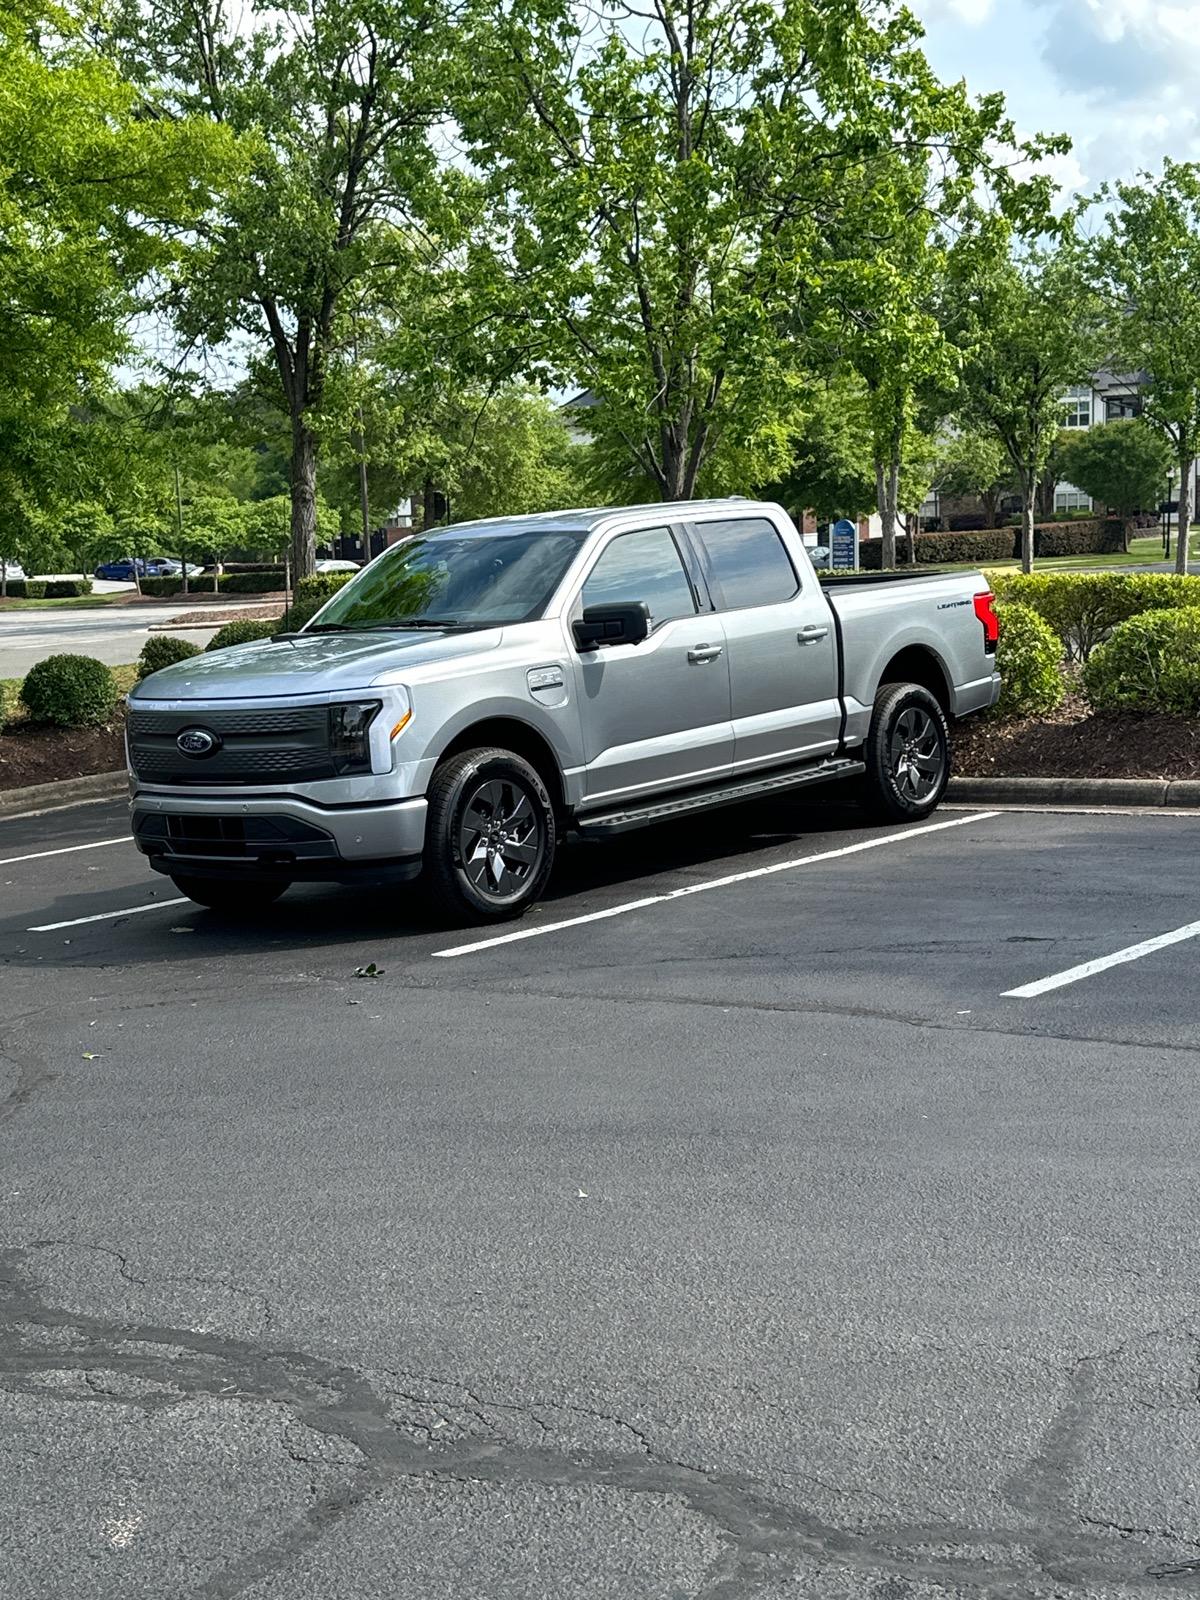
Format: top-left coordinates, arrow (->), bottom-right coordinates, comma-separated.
686,514 -> 842,774
568,524 -> 733,807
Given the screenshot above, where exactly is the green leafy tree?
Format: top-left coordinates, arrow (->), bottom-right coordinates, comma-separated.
462,0 -> 1056,507
925,429 -> 1012,529
947,232 -> 1099,573
110,0 -> 465,581
1058,420 -> 1172,547
767,379 -> 875,525
1092,160 -> 1200,574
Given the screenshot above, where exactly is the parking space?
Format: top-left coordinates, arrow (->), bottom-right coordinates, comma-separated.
2,795 -> 1200,1597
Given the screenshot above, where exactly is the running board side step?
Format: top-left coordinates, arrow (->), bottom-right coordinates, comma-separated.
574,758 -> 866,836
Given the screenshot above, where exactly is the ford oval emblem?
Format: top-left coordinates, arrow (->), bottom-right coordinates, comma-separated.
177,727 -> 219,757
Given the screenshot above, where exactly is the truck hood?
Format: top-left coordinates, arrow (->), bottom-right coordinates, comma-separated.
130,626 -> 502,701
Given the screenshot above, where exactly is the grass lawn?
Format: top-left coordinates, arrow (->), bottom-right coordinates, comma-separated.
1,663 -> 136,725
0,592 -> 127,609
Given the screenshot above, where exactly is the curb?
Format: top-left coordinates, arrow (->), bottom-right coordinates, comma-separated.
147,619 -> 280,632
948,776 -> 1200,809
0,769 -> 127,819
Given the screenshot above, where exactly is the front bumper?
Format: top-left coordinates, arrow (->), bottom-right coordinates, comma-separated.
131,790 -> 428,885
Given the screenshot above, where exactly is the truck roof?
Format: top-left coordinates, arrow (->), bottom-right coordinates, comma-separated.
436,498 -> 775,537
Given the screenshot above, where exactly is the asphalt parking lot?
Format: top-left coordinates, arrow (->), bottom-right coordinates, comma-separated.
2,793 -> 1199,1598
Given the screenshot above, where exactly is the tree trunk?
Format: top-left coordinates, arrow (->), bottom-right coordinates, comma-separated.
1,560 -> 7,598
981,488 -> 1000,529
1177,452 -> 1193,576
1020,469 -> 1036,574
876,459 -> 895,569
290,417 -> 319,581
422,477 -> 436,531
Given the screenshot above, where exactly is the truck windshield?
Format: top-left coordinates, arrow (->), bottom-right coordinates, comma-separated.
309,529 -> 586,631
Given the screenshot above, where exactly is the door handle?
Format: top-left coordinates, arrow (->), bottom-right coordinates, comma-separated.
687,644 -> 723,664
797,626 -> 829,645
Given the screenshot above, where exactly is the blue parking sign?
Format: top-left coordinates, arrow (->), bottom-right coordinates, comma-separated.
831,519 -> 859,570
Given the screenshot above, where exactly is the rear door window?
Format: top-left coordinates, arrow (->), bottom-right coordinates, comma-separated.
693,518 -> 799,611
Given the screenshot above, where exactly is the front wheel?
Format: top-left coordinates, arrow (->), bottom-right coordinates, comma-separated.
859,683 -> 950,822
422,747 -> 556,924
169,875 -> 290,911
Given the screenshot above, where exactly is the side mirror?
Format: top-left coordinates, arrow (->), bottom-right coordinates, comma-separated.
573,602 -> 651,651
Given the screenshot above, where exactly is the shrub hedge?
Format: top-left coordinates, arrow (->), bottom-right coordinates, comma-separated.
295,572 -> 355,599
220,570 -> 285,593
137,635 -> 203,679
205,619 -> 278,651
860,529 -> 1015,568
275,596 -> 328,632
138,576 -> 188,596
1084,607 -> 1200,715
0,580 -> 48,599
992,603 -> 1065,719
991,572 -> 1200,663
1032,520 -> 1124,558
19,653 -> 119,727
43,579 -> 93,598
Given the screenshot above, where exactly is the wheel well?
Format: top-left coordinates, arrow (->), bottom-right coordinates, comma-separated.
436,719 -> 567,816
878,646 -> 951,714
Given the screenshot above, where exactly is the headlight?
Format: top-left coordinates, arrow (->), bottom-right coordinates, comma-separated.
328,701 -> 382,775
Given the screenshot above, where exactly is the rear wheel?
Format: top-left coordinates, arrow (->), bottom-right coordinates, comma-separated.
169,875 -> 290,911
423,747 -> 556,924
859,683 -> 950,822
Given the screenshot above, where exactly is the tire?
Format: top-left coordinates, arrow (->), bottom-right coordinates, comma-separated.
422,747 -> 556,924
859,683 -> 950,823
169,875 -> 290,911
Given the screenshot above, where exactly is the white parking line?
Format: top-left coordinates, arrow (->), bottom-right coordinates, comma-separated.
0,836 -> 130,867
1004,919 -> 1200,999
30,898 -> 189,932
434,811 -> 1002,959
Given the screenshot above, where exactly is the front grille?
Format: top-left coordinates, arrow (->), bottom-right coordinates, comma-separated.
127,705 -> 335,786
135,812 -> 338,862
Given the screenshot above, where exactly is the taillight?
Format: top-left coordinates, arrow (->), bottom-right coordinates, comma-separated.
974,591 -> 999,654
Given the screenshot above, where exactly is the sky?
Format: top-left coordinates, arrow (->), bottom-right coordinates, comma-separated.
910,0 -> 1200,201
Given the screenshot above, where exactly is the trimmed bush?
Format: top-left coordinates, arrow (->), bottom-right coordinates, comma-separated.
1031,520 -> 1123,558
138,576 -> 187,597
1,579 -> 48,599
946,513 -> 988,532
991,572 -> 1200,663
19,653 -> 118,727
296,572 -> 355,599
137,635 -> 203,680
860,529 -> 1015,569
275,596 -> 327,632
205,619 -> 278,651
220,570 -> 285,594
43,578 -> 93,598
992,603 -> 1065,719
1084,607 -> 1200,715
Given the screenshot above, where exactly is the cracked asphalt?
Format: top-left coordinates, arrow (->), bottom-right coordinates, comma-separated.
1,794 -> 1199,1597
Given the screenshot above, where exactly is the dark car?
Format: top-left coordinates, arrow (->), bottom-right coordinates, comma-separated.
93,557 -> 176,581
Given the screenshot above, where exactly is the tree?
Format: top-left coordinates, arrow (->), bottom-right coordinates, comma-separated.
947,233 -> 1098,573
1058,420 -> 1172,547
461,0 -> 1053,507
0,1 -> 233,558
1092,161 -> 1200,575
767,380 -> 876,526
925,429 -> 1011,529
112,0 -> 463,580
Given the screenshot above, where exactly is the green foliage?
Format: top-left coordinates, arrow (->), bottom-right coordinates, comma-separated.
219,571 -> 285,594
462,0 -> 1060,504
992,603 -> 1065,719
1057,421 -> 1172,529
991,572 -> 1200,662
19,653 -> 119,727
276,596 -> 327,632
926,429 -> 1013,527
137,635 -> 202,679
1032,520 -> 1123,558
0,579 -> 47,599
1084,608 -> 1200,715
43,579 -> 92,598
1091,161 -> 1200,573
859,529 -> 1015,568
296,572 -> 355,599
767,381 -> 876,523
205,619 -> 277,651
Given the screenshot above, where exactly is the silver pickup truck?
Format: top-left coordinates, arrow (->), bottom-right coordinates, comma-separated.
127,499 -> 1000,922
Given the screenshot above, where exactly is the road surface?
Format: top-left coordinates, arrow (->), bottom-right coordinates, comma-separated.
2,795 -> 1199,1597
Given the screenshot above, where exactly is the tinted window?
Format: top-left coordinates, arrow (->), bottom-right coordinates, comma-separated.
696,518 -> 798,610
581,527 -> 696,630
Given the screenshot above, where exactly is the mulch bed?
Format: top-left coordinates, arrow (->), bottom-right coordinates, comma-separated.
0,719 -> 126,791
164,605 -> 283,626
953,692 -> 1200,780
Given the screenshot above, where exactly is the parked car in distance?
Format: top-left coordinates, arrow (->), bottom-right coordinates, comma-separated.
127,498 -> 1001,924
315,559 -> 362,573
94,557 -> 173,581
0,560 -> 26,582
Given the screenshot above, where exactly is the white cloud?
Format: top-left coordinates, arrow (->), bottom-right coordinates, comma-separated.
1033,0 -> 1200,100
920,0 -> 996,22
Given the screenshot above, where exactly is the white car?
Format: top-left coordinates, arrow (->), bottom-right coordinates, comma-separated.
315,559 -> 361,573
1,561 -> 26,582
